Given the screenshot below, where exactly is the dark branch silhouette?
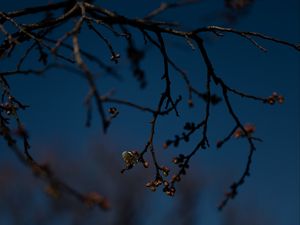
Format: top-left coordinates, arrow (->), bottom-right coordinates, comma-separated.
0,0 -> 298,213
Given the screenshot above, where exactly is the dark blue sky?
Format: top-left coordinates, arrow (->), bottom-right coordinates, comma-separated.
0,1 -> 299,225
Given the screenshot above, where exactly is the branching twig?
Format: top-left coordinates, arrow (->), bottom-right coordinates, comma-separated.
0,0 -> 298,211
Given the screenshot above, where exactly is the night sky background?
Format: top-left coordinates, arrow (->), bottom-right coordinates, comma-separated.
0,1 -> 299,225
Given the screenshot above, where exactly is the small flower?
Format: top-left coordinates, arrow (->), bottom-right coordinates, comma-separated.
122,150 -> 139,168
161,166 -> 170,176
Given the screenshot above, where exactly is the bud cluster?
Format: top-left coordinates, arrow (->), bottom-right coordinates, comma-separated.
145,171 -> 176,196
163,122 -> 202,149
234,124 -> 256,138
266,92 -> 284,105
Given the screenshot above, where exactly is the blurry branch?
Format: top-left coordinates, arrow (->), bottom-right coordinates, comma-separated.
0,1 -> 71,21
72,4 -> 109,133
44,37 -> 121,79
202,0 -> 255,25
120,25 -> 147,88
0,76 -> 109,210
145,0 -> 199,20
0,0 -> 298,211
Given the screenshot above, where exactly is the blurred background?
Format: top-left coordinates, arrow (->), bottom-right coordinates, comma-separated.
0,0 -> 299,225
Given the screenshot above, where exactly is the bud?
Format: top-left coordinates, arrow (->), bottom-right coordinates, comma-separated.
146,182 -> 153,187
216,140 -> 223,148
267,97 -> 275,105
171,175 -> 181,182
172,157 -> 179,164
149,186 -> 156,192
163,142 -> 168,149
143,161 -> 149,168
45,184 -> 60,199
277,95 -> 284,104
154,179 -> 162,187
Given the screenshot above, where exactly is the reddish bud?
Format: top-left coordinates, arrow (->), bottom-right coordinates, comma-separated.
172,158 -> 179,164
143,161 -> 149,168
163,142 -> 168,149
278,95 -> 284,104
267,97 -> 275,105
188,99 -> 194,107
